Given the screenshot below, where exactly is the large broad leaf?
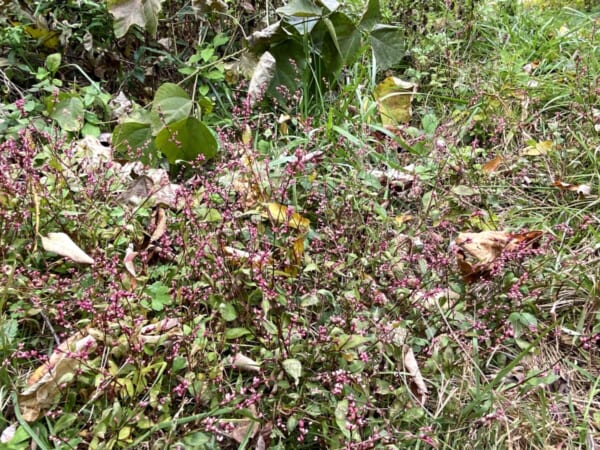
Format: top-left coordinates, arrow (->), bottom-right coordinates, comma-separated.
112,122 -> 157,164
155,117 -> 217,163
107,0 -> 163,38
359,0 -> 380,31
311,12 -> 361,75
277,0 -> 322,17
370,24 -> 405,70
151,83 -> 193,126
50,94 -> 84,132
269,38 -> 307,95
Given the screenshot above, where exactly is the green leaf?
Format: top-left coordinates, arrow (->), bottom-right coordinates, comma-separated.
359,0 -> 380,31
155,117 -> 218,164
219,302 -> 237,322
370,25 -> 405,70
422,113 -> 439,136
45,53 -> 61,74
50,95 -> 84,132
107,0 -> 162,38
336,334 -> 371,350
334,399 -> 351,439
152,83 -> 193,126
112,122 -> 157,164
319,0 -> 339,12
225,328 -> 252,339
146,282 -> 172,312
277,0 -> 322,17
282,358 -> 302,385
54,413 -> 78,433
183,431 -> 211,446
451,185 -> 477,196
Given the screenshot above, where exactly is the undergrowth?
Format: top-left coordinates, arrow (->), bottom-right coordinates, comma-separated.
0,1 -> 599,449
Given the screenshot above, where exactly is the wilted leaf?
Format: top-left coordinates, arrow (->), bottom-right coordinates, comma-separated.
41,232 -> 94,264
248,52 -> 276,106
454,230 -> 543,283
369,166 -> 415,188
482,155 -> 504,173
553,180 -> 592,197
262,203 -> 310,231
123,243 -> 138,277
150,207 -> 168,242
521,140 -> 553,156
19,329 -> 99,421
374,76 -> 416,125
107,0 -> 162,38
230,353 -> 261,372
282,358 -> 302,385
403,345 -> 428,406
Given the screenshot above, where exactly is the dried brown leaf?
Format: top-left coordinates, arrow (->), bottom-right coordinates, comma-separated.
403,345 -> 428,406
41,232 -> 94,265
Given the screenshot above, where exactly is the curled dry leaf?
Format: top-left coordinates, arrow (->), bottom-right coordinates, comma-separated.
150,207 -> 168,242
370,165 -> 415,188
123,243 -> 138,277
230,353 -> 261,372
41,232 -> 94,265
0,424 -> 16,443
248,51 -> 276,107
553,180 -> 592,197
403,345 -> 428,406
454,230 -> 543,283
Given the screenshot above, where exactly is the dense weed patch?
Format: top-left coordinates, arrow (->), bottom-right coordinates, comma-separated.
1,1 -> 599,449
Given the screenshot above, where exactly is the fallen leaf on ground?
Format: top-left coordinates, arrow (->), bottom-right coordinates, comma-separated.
41,232 -> 95,264
454,230 -> 543,283
19,329 -> 100,421
482,155 -> 504,173
403,345 -> 428,406
369,165 -> 416,188
553,180 -> 592,197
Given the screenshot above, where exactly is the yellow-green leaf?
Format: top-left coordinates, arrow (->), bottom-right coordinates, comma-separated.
374,76 -> 416,126
262,202 -> 310,231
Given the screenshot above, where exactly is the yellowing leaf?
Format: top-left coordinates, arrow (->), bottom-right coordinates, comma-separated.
374,76 -> 416,126
394,214 -> 413,225
262,202 -> 310,231
522,140 -> 554,156
41,232 -> 94,264
241,124 -> 253,145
